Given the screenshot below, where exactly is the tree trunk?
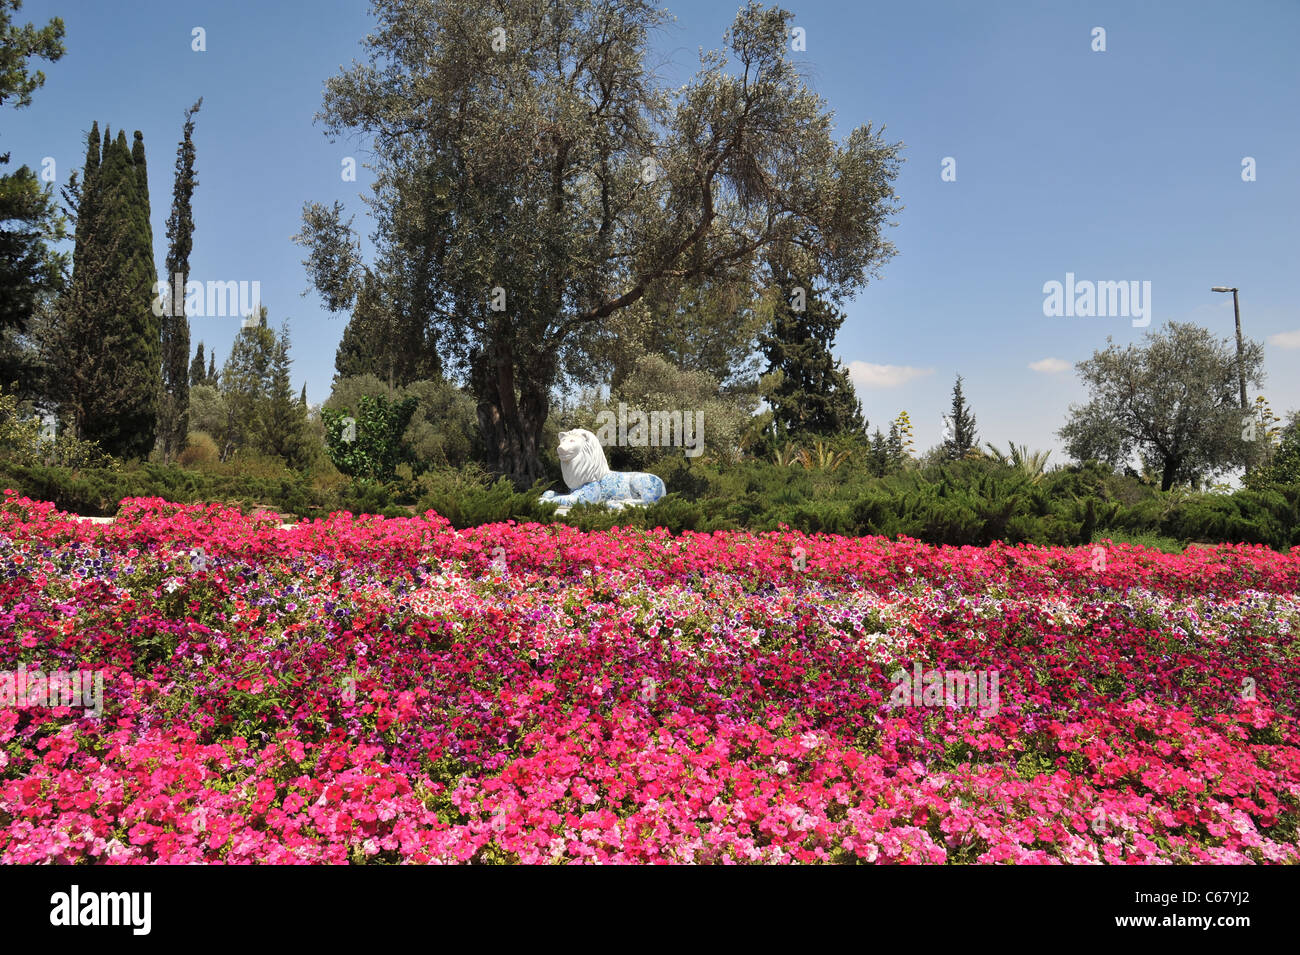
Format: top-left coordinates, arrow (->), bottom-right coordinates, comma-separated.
1160,458 -> 1178,492
475,336 -> 549,487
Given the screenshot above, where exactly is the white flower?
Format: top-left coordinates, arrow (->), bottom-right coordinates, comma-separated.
776,760 -> 790,776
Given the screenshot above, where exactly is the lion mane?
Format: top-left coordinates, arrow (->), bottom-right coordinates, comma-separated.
558,429 -> 611,489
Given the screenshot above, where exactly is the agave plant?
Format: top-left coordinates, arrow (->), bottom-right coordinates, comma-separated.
796,440 -> 854,472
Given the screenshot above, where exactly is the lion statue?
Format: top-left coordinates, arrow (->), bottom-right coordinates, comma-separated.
540,429 -> 667,510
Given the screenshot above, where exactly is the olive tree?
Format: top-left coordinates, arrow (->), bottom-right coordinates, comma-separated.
1059,322 -> 1265,491
296,0 -> 902,484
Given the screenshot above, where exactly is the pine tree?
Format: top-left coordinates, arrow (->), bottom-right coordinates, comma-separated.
259,324 -> 312,469
218,305 -> 275,460
189,341 -> 206,388
869,427 -> 890,476
942,374 -> 978,460
332,271 -> 439,387
758,263 -> 866,442
158,100 -> 201,461
0,1 -> 67,342
886,420 -> 903,468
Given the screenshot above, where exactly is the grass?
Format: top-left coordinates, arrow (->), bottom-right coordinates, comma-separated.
1093,527 -> 1186,554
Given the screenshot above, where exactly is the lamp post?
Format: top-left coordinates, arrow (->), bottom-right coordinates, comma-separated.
1211,287 -> 1248,411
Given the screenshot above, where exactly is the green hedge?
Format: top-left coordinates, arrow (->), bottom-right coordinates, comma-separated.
3,454 -> 1298,549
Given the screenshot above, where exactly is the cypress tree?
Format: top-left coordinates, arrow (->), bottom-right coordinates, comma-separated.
206,351 -> 216,386
159,100 -> 202,461
131,131 -> 151,226
759,262 -> 866,442
68,122 -> 99,269
190,341 -> 206,388
51,122 -> 117,443
62,127 -> 160,457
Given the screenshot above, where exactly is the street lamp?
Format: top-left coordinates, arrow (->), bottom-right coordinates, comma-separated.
1211,287 -> 1247,411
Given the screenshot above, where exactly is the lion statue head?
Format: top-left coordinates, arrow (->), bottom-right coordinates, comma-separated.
557,429 -> 611,489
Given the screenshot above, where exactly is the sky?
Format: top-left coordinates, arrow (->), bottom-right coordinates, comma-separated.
5,0 -> 1298,461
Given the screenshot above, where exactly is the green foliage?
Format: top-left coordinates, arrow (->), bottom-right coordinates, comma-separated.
328,374 -> 479,471
1060,322 -> 1266,490
47,122 -> 160,459
260,326 -> 315,470
592,275 -> 765,396
1093,528 -> 1185,554
297,0 -> 903,484
214,313 -> 314,469
331,271 -> 440,386
218,310 -> 276,459
1159,487 -> 1297,549
982,443 -> 1052,483
758,263 -> 866,444
186,382 -> 226,441
0,0 -> 66,340
0,385 -> 118,470
189,341 -> 207,388
942,375 -> 978,459
556,354 -> 756,470
5,442 -> 1300,551
322,392 -> 418,482
158,99 -> 202,461
1246,410 -> 1300,488
415,466 -> 556,529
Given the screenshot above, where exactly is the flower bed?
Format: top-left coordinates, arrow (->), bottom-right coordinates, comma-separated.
1,492 -> 1297,863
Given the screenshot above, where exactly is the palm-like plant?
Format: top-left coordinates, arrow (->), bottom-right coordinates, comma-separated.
796,439 -> 854,472
983,442 -> 1051,482
773,442 -> 802,467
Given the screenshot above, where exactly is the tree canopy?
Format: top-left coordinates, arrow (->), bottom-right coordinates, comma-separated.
297,0 -> 902,483
1059,322 -> 1265,491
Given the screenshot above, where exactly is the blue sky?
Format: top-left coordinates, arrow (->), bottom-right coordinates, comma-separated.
5,0 -> 1298,460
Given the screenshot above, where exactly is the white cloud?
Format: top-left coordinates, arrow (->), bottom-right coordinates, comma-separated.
1028,357 -> 1070,373
1267,330 -> 1300,349
846,361 -> 934,389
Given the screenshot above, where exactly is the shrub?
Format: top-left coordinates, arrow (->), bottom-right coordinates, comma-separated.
415,468 -> 556,529
178,431 -> 220,468
322,393 -> 419,481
